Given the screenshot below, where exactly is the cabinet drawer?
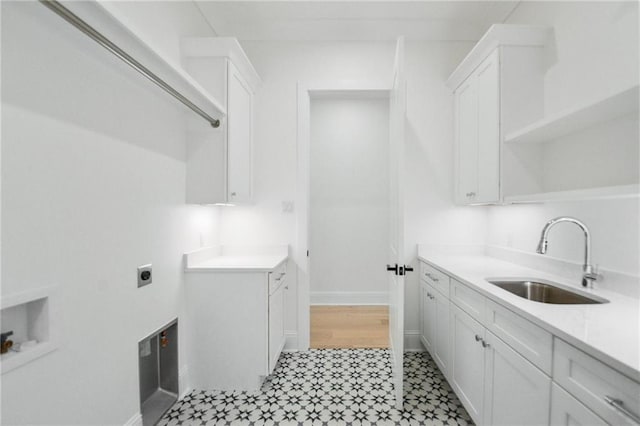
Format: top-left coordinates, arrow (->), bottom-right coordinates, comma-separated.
554,338 -> 640,426
450,279 -> 485,323
420,262 -> 450,296
268,262 -> 287,295
485,299 -> 552,375
550,383 -> 606,426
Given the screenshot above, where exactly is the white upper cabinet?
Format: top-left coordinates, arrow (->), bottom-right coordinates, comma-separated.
227,61 -> 253,203
182,38 -> 260,205
454,50 -> 500,204
449,24 -> 639,204
448,25 -> 549,205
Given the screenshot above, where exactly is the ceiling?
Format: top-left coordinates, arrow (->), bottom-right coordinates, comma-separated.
195,1 -> 521,42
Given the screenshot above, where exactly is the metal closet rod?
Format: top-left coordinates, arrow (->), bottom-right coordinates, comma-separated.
39,0 -> 221,128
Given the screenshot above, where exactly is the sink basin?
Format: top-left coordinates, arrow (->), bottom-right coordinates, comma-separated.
486,278 -> 608,305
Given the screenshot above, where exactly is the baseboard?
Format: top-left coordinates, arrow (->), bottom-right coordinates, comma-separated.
284,331 -> 298,351
310,291 -> 388,305
179,365 -> 189,398
123,413 -> 143,426
404,330 -> 425,352
180,387 -> 192,399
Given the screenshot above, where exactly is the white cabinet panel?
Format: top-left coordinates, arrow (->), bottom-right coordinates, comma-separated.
227,61 -> 253,204
554,338 -> 640,426
485,299 -> 553,375
450,279 -> 485,323
421,280 -> 450,377
268,281 -> 285,374
550,383 -> 607,426
420,283 -> 435,352
432,288 -> 450,377
454,49 -> 500,205
483,330 -> 551,426
475,49 -> 500,204
186,129 -> 227,204
420,262 -> 450,296
455,78 -> 478,204
450,304 -> 486,423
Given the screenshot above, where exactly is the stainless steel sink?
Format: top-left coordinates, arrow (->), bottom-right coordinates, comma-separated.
486,278 -> 608,305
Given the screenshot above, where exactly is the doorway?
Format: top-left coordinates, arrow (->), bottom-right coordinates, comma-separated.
308,94 -> 390,348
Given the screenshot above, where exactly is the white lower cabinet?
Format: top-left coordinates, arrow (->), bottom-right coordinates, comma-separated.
550,383 -> 607,426
483,331 -> 551,425
420,259 -> 640,426
185,262 -> 287,391
450,302 -> 551,426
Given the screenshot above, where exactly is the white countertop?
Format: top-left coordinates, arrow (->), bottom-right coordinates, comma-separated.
184,245 -> 289,272
418,251 -> 640,382
186,255 -> 288,272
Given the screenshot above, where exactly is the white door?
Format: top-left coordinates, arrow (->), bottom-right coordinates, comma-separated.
387,36 -> 406,410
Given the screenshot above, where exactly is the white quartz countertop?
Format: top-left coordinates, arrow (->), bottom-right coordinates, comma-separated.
184,245 -> 289,272
186,255 -> 288,272
417,252 -> 640,382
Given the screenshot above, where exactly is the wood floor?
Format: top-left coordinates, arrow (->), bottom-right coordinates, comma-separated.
310,305 -> 389,349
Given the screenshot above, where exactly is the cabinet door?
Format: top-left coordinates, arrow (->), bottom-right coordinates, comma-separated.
454,77 -> 478,204
475,49 -> 500,203
483,331 -> 551,425
268,283 -> 285,374
227,60 -> 253,203
450,304 -> 485,423
421,285 -> 436,353
550,383 -> 607,426
433,290 -> 450,377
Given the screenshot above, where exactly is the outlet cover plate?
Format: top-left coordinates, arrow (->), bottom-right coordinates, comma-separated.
137,264 -> 152,288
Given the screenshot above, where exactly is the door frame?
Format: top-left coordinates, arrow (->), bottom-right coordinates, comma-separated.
295,80 -> 391,350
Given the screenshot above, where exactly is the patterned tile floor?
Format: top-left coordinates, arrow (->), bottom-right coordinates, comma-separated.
158,349 -> 473,425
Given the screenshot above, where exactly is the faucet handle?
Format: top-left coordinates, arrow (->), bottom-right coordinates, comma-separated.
582,264 -> 601,288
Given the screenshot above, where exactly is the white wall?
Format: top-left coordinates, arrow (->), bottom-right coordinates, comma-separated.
486,1 -> 640,278
309,97 -> 390,304
1,2 -> 217,424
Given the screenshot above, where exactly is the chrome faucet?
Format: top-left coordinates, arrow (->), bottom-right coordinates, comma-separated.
536,217 -> 599,288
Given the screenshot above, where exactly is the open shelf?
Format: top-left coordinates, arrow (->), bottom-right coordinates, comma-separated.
504,85 -> 639,145
503,184 -> 640,204
61,1 -> 226,120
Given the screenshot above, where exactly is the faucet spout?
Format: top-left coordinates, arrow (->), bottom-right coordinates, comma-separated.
535,217 -> 598,288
